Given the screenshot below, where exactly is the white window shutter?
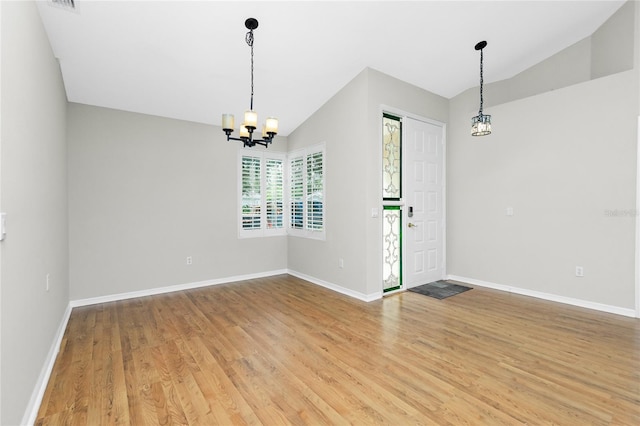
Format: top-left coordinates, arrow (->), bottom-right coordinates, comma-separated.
238,151 -> 287,238
287,143 -> 325,240
241,156 -> 261,231
289,156 -> 304,230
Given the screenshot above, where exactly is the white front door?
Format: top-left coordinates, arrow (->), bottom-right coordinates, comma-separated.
404,118 -> 445,288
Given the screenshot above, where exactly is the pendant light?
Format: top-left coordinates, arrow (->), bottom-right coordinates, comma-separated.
471,40 -> 491,136
222,18 -> 278,148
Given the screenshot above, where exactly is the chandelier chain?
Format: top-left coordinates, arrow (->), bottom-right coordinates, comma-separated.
479,48 -> 484,115
246,30 -> 254,110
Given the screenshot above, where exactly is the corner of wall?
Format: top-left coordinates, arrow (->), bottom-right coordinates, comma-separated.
590,0 -> 635,79
1,1 -> 70,424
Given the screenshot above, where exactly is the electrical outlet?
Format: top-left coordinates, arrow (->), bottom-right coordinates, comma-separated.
575,266 -> 584,277
46,273 -> 50,291
186,256 -> 193,265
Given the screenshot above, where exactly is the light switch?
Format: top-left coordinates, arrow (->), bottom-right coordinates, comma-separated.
506,207 -> 514,216
371,208 -> 379,218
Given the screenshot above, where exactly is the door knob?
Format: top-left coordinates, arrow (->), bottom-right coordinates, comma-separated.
408,222 -> 417,228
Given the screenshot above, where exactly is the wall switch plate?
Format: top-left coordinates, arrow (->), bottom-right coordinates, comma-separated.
575,266 -> 584,277
0,212 -> 6,241
506,207 -> 514,216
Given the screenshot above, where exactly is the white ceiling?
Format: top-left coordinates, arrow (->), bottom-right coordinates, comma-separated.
36,0 -> 625,136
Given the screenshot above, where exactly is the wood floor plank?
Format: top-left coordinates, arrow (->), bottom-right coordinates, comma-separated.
159,338 -> 219,425
36,274 -> 640,425
86,308 -> 105,426
149,346 -> 189,425
186,336 -> 261,425
121,352 -> 146,426
38,328 -> 71,419
148,381 -> 170,425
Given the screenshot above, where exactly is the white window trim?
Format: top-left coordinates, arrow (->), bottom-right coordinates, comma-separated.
237,149 -> 287,238
287,142 -> 326,241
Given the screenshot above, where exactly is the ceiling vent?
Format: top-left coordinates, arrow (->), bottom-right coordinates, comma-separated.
49,0 -> 76,11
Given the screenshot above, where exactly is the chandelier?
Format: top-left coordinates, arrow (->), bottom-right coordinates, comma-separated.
471,40 -> 491,136
222,18 -> 278,148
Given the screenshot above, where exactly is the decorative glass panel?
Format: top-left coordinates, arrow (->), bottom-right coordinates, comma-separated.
383,114 -> 401,200
383,206 -> 402,292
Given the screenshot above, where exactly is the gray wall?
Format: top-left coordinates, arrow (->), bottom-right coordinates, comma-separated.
484,0 -> 635,110
287,68 -> 448,297
448,71 -> 637,308
447,1 -> 638,309
68,104 -> 288,300
287,69 -> 369,294
0,2 -> 69,424
483,37 -> 592,108
591,0 -> 635,79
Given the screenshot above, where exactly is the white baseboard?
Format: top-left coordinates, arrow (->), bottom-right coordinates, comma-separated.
70,269 -> 288,308
447,275 -> 636,318
70,269 -> 381,309
22,302 -> 73,426
287,269 -> 382,302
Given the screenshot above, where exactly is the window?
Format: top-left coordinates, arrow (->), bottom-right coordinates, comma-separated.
239,151 -> 286,238
288,144 -> 325,239
238,144 -> 324,240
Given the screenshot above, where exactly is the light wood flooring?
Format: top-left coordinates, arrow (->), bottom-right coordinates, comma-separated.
37,274 -> 640,425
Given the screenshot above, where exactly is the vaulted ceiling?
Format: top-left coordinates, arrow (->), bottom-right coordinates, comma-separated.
37,1 -> 625,136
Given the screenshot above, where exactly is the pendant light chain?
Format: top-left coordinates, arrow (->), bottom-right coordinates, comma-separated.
478,48 -> 484,116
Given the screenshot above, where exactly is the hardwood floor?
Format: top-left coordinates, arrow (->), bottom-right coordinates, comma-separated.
36,275 -> 640,425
